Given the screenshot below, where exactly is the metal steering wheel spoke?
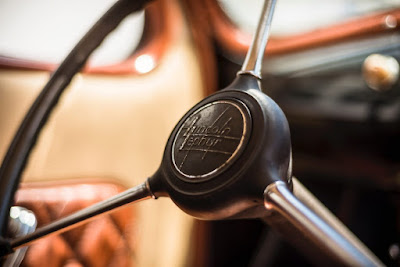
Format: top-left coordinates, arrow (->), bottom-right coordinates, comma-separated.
263,178 -> 384,266
1,180 -> 156,257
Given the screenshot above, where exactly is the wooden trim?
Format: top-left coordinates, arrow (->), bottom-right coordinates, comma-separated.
0,0 -> 182,75
181,0 -> 218,95
204,0 -> 400,57
189,220 -> 212,267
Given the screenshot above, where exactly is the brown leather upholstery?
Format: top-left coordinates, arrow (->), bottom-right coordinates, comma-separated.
15,181 -> 135,267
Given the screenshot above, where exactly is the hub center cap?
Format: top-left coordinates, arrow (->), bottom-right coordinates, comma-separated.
172,100 -> 251,180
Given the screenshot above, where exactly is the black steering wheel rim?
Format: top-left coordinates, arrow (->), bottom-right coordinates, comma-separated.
0,0 -> 152,238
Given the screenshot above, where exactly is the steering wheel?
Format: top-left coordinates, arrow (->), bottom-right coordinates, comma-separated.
0,0 -> 385,266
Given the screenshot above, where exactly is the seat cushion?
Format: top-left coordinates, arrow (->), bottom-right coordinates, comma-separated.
15,180 -> 135,267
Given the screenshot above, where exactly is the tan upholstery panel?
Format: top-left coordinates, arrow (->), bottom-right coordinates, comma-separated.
0,1 -> 204,265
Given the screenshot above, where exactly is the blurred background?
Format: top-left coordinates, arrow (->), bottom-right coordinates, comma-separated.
0,0 -> 399,266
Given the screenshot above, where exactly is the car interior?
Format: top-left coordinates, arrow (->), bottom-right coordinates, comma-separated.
0,0 -> 399,266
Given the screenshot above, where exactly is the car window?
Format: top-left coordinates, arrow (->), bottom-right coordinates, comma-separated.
0,0 -> 145,65
218,0 -> 400,37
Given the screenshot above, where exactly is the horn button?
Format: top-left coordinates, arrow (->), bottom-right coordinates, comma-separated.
150,81 -> 292,220
172,100 -> 250,180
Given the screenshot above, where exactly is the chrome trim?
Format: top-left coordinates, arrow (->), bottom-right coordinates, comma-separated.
4,207 -> 37,267
264,179 -> 384,266
239,0 -> 277,79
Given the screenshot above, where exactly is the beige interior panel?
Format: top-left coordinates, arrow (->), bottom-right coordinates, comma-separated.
0,6 -> 204,266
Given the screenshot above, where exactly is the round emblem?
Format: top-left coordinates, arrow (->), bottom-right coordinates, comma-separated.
172,100 -> 250,179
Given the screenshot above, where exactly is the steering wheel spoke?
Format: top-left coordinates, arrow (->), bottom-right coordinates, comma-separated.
263,178 -> 383,266
1,180 -> 155,257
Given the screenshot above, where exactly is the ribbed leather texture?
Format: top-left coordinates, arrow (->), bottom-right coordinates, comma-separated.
15,181 -> 135,267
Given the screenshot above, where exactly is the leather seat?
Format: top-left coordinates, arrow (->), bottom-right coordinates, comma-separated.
16,181 -> 135,267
